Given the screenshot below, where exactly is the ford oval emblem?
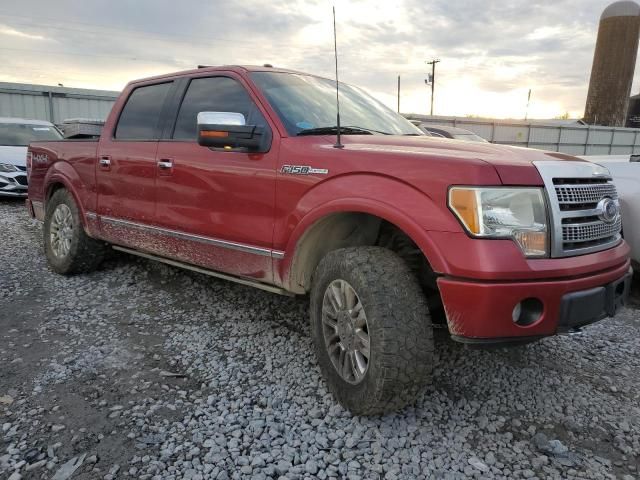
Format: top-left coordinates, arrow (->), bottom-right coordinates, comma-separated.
597,198 -> 619,223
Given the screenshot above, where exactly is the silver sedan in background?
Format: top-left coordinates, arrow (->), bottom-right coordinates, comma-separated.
0,117 -> 62,197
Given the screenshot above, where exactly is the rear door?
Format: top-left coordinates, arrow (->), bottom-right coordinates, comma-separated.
153,73 -> 278,281
96,81 -> 175,249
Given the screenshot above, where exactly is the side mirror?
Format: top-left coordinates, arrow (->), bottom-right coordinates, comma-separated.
197,112 -> 265,151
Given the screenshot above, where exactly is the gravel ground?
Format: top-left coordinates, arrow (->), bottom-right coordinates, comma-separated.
1,197 -> 639,480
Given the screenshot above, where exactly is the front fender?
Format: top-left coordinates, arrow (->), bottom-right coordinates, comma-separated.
276,174 -> 461,285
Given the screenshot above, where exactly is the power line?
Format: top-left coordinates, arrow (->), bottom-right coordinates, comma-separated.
425,59 -> 440,116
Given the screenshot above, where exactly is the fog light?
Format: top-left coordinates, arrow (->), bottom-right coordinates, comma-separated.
512,298 -> 544,326
512,303 -> 522,323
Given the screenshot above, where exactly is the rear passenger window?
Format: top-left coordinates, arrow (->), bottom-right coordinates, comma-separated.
115,82 -> 172,140
172,76 -> 266,140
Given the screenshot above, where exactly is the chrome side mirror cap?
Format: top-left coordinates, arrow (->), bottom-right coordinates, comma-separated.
197,112 -> 246,126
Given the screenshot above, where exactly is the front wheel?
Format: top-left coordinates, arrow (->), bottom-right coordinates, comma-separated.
310,247 -> 434,415
44,189 -> 106,274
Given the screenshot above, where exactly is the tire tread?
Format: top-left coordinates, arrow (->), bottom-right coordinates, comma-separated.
44,189 -> 106,274
311,246 -> 434,415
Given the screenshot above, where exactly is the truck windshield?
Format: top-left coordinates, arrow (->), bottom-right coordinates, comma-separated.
252,72 -> 424,137
0,123 -> 62,146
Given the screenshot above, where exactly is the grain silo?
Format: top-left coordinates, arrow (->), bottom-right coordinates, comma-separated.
584,1 -> 640,126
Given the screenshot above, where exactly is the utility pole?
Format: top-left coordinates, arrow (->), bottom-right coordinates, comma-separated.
397,75 -> 401,113
426,59 -> 440,116
525,89 -> 532,121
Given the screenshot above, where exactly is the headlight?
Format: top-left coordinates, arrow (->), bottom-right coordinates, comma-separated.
448,187 -> 548,258
0,163 -> 19,173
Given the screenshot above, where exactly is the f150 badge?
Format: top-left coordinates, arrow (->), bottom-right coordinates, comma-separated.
32,153 -> 49,164
281,165 -> 329,175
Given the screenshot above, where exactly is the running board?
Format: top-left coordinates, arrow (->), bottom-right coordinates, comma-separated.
112,245 -> 294,296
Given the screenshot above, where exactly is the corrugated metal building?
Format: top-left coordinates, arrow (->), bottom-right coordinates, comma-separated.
0,82 -> 119,124
406,114 -> 640,155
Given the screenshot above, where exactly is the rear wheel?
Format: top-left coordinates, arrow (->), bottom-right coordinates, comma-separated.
44,189 -> 106,274
310,247 -> 434,415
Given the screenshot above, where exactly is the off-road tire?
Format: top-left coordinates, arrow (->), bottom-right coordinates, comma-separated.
44,189 -> 106,274
310,246 -> 434,415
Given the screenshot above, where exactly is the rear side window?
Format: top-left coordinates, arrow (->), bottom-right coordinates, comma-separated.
115,82 -> 172,140
172,76 -> 266,140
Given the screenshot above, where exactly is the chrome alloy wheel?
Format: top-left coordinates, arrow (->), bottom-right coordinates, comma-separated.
50,204 -> 74,258
322,279 -> 370,384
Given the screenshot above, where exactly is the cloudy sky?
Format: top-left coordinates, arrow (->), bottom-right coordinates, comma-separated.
0,0 -> 637,119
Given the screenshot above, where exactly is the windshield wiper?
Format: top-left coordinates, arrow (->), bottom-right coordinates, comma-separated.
297,126 -> 390,136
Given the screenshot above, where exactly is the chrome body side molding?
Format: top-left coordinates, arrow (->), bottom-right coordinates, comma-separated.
99,215 -> 284,259
112,246 -> 293,296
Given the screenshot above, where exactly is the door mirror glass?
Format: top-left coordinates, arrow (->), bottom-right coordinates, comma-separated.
197,111 -> 265,151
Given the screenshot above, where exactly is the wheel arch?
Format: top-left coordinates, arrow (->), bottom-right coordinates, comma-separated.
279,199 -> 449,294
42,162 -> 91,223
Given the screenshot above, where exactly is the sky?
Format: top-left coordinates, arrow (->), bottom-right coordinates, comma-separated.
0,0 -> 637,119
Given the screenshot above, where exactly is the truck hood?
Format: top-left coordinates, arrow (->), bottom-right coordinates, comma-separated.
339,135 -> 586,185
0,145 -> 28,167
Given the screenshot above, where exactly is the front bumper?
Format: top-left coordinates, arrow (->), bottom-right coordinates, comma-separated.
437,260 -> 632,343
0,170 -> 28,197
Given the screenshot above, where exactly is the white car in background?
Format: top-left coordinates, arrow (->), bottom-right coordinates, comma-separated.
0,117 -> 63,197
579,154 -> 640,268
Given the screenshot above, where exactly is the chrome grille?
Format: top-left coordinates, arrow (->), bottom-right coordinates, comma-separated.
533,161 -> 622,258
555,183 -> 617,205
562,217 -> 622,243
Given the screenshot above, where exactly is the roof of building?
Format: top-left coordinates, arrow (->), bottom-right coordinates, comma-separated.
405,114 -> 587,127
601,1 -> 640,20
0,82 -> 119,98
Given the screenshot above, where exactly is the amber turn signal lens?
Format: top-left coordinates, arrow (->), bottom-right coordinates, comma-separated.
201,130 -> 229,138
512,230 -> 547,257
449,188 -> 480,235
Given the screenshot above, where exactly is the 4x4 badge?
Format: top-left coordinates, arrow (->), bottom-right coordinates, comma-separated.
281,165 -> 329,175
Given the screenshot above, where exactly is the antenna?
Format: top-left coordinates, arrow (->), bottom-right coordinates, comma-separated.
332,6 -> 343,149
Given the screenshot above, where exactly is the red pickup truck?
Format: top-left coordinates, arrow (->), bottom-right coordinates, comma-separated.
26,65 -> 632,414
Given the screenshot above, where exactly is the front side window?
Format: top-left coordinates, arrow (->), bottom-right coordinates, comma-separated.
173,76 -> 267,140
251,71 -> 423,136
0,123 -> 62,146
115,82 -> 172,140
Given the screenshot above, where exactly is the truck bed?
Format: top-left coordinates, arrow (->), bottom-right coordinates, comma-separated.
28,140 -> 100,215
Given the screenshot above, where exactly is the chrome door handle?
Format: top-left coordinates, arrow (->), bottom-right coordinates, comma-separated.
99,158 -> 111,166
157,160 -> 173,169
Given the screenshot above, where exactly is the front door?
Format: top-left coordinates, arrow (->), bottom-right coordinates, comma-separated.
154,74 -> 278,282
96,80 -> 174,249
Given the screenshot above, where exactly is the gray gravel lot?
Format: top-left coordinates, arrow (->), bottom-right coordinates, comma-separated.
1,198 -> 639,480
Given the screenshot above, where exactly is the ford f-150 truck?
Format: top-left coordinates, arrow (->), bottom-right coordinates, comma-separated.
26,65 -> 632,414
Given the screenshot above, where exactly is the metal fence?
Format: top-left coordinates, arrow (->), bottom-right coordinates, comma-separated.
405,114 -> 640,155
0,82 -> 119,124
